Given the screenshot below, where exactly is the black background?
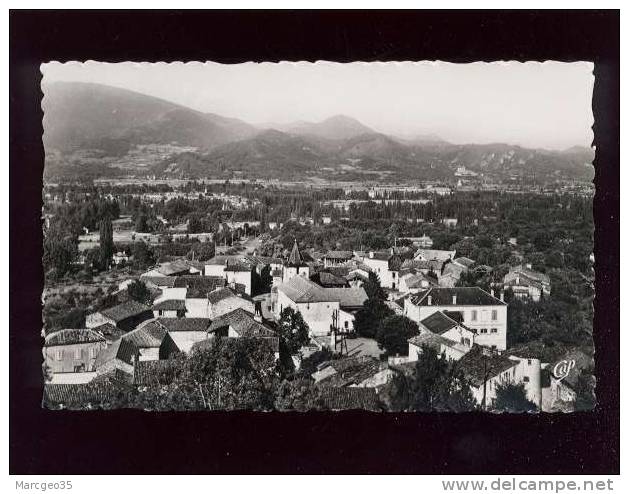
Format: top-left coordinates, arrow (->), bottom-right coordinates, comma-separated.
9,10 -> 619,474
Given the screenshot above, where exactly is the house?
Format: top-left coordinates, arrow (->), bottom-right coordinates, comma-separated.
408,311 -> 476,362
91,322 -> 126,344
207,308 -> 278,359
362,250 -> 403,290
398,270 -> 437,293
203,256 -> 257,295
313,356 -> 391,389
139,275 -> 178,291
455,345 -> 542,409
142,260 -> 201,278
158,318 -> 212,357
322,251 -> 354,268
414,248 -> 456,263
503,264 -> 551,302
121,320 -> 168,361
541,349 -> 593,412
282,240 -> 310,282
310,269 -> 350,288
206,287 -> 255,319
93,337 -> 138,379
400,235 -> 433,248
152,299 -> 187,318
112,251 -> 131,265
156,275 -> 226,311
85,301 -> 153,332
441,218 -> 458,228
274,275 -> 368,336
404,287 -> 508,350
43,329 -> 108,384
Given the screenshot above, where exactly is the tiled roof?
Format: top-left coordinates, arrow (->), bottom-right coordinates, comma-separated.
327,287 -> 368,308
409,287 -> 505,307
152,299 -> 186,311
94,337 -> 138,368
140,275 -> 177,288
208,308 -> 276,338
401,259 -> 444,272
506,265 -> 550,285
454,257 -> 476,269
419,311 -> 460,335
174,275 -> 225,292
93,323 -> 126,343
323,251 -> 354,260
44,329 -> 105,347
317,387 -> 381,411
287,240 -> 305,266
157,317 -> 211,332
277,276 -> 336,303
316,356 -> 383,387
455,346 -> 518,387
98,301 -> 152,323
224,261 -> 252,272
311,271 -> 349,287
408,332 -> 452,351
157,260 -> 192,276
43,382 -> 130,409
207,287 -> 242,305
122,320 -> 167,348
414,249 -> 456,262
91,367 -> 133,385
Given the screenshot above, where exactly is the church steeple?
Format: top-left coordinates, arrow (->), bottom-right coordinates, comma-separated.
287,239 -> 304,267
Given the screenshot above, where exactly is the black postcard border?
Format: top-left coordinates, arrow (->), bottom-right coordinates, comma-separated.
9,10 -> 620,474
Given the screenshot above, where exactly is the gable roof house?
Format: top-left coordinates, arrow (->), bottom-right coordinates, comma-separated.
503,265 -> 551,302
408,311 -> 476,362
413,248 -> 456,263
121,320 -> 168,361
404,287 -> 508,351
43,329 -> 108,383
152,299 -> 187,318
361,250 -> 403,290
157,318 -> 213,358
274,275 -> 368,337
312,356 -> 391,389
86,301 -> 153,332
93,337 -> 139,380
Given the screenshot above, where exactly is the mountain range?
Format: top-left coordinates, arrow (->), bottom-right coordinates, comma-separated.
42,81 -> 595,182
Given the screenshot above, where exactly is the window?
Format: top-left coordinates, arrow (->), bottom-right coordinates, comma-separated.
490,328 -> 498,334
527,359 -> 532,365
480,328 -> 488,334
492,309 -> 498,321
74,348 -> 81,360
159,310 -> 164,316
55,350 -> 63,361
344,321 -> 349,329
90,347 -> 98,358
471,310 -> 477,321
523,376 -> 530,383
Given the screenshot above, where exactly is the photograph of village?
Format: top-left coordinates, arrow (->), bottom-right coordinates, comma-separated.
40,61 -> 596,413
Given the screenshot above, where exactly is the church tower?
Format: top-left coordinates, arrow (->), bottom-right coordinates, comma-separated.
283,239 -> 310,282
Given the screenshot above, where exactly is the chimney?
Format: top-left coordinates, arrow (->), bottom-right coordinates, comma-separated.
500,292 -> 505,302
452,294 -> 457,305
427,295 -> 432,306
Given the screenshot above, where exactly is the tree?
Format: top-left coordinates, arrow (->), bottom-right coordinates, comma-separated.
400,344 -> 477,412
376,315 -> 419,356
493,382 -> 537,413
127,280 -> 152,305
277,307 -> 310,355
43,228 -> 78,278
354,298 -> 394,339
99,217 -> 114,269
187,242 -> 215,262
364,271 -> 387,300
132,241 -> 155,269
252,265 -> 272,296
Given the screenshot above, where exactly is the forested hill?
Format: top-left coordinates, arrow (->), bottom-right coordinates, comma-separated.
42,81 -> 595,182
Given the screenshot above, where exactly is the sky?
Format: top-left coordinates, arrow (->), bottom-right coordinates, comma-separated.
41,61 -> 594,150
